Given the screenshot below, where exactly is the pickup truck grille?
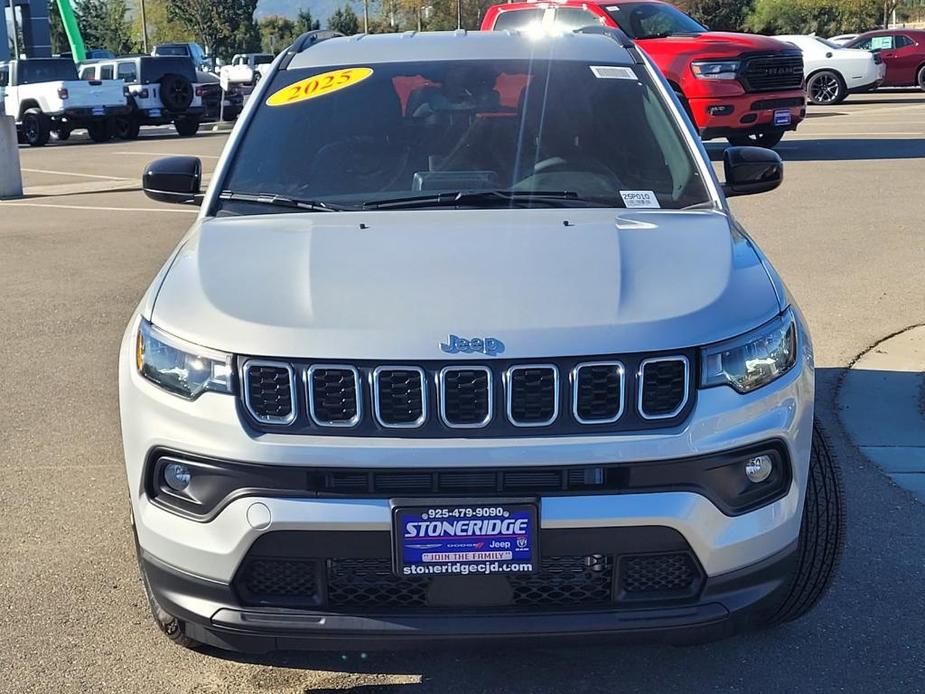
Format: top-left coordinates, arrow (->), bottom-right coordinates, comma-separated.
739,54 -> 804,92
239,352 -> 694,437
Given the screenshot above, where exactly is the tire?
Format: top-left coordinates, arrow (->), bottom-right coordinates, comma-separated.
726,129 -> 785,149
673,88 -> 695,124
133,525 -> 201,649
21,108 -> 50,147
174,117 -> 200,137
159,73 -> 194,112
806,70 -> 847,105
917,65 -> 925,91
114,116 -> 140,140
87,120 -> 112,143
761,425 -> 845,626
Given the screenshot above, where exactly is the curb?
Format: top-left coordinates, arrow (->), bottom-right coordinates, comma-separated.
837,325 -> 925,502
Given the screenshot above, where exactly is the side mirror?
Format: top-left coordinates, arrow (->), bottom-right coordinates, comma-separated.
722,146 -> 783,197
143,156 -> 202,205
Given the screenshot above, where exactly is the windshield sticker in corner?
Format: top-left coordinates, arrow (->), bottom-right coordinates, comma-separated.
266,67 -> 374,106
620,191 -> 661,208
590,65 -> 637,80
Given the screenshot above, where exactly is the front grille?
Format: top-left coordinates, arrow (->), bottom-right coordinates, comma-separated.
507,365 -> 558,426
242,361 -> 295,424
512,555 -> 613,606
440,366 -> 492,427
238,350 -> 696,436
750,96 -> 805,111
740,54 -> 804,92
308,366 -> 360,426
620,553 -> 698,596
573,362 -> 624,423
639,357 -> 688,419
236,558 -> 319,607
374,367 -> 426,427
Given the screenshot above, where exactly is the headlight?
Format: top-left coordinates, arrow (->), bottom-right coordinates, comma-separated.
691,60 -> 740,80
701,309 -> 797,393
135,319 -> 233,399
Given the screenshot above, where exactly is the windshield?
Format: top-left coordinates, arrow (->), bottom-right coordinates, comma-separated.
18,59 -> 78,84
603,2 -> 706,39
219,58 -> 711,213
154,46 -> 188,57
814,37 -> 840,49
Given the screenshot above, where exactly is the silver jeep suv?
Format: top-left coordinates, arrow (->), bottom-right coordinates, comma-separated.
121,28 -> 843,653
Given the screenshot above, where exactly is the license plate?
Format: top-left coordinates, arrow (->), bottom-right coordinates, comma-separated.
222,100 -> 232,106
91,106 -> 104,115
148,108 -> 162,117
773,109 -> 791,126
393,503 -> 537,577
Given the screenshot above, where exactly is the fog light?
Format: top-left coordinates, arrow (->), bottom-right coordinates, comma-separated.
164,462 -> 191,491
745,455 -> 773,483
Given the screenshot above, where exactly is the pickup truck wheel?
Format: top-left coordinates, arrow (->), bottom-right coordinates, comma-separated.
21,108 -> 50,147
759,425 -> 845,627
86,120 -> 112,143
726,129 -> 785,149
115,117 -> 140,140
807,70 -> 846,105
174,117 -> 200,137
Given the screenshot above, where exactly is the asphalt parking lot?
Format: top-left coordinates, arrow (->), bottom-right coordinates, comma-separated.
1,91 -> 924,693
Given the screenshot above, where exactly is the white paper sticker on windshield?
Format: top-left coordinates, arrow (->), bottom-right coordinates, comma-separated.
590,65 -> 636,80
620,191 -> 660,208
606,5 -> 621,11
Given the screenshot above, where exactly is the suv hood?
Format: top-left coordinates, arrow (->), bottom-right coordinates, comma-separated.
151,209 -> 780,359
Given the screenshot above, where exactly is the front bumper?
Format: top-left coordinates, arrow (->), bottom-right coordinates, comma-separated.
691,93 -> 806,140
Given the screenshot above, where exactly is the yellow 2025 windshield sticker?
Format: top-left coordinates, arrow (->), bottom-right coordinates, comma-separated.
266,67 -> 374,106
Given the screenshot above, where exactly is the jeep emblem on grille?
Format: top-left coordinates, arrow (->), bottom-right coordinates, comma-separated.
440,334 -> 505,356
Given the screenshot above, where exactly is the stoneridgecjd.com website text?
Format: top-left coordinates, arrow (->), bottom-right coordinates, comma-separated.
402,560 -> 534,576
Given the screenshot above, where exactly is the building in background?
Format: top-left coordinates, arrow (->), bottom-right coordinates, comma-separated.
2,0 -> 52,60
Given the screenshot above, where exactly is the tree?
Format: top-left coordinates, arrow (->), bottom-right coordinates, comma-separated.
295,8 -> 322,33
259,15 -> 296,53
135,0 -> 196,48
745,0 -> 883,36
48,1 -> 70,54
75,0 -> 138,54
678,0 -> 754,31
166,0 -> 258,60
328,4 -> 361,34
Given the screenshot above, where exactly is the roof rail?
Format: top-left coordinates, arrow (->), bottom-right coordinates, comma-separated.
574,25 -> 634,48
279,30 -> 344,70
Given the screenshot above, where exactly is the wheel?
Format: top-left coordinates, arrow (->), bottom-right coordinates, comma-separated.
253,71 -> 262,86
114,116 -> 140,140
673,88 -> 695,124
54,127 -> 71,141
174,117 -> 200,137
158,73 -> 194,113
86,120 -> 112,143
917,65 -> 925,91
760,425 -> 845,626
806,70 -> 847,105
21,108 -> 50,147
133,524 -> 200,649
726,129 -> 785,149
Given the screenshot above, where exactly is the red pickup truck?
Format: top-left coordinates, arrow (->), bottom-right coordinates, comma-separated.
481,0 -> 806,148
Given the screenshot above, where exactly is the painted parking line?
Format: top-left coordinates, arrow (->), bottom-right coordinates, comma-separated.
20,168 -> 129,180
0,202 -> 198,214
113,151 -> 221,159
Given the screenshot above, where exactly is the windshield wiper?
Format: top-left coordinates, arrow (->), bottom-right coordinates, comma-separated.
218,190 -> 355,212
636,31 -> 702,39
361,189 -> 593,210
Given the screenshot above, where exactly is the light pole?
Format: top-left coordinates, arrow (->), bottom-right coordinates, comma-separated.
139,0 -> 149,53
457,0 -> 462,29
363,0 -> 369,32
10,3 -> 21,58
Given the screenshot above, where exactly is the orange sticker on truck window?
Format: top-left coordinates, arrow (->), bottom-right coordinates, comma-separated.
266,67 -> 374,106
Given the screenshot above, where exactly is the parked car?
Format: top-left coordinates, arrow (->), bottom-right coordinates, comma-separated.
844,29 -> 925,89
776,34 -> 885,104
828,34 -> 860,46
152,42 -> 212,71
0,57 -> 128,146
481,0 -> 807,148
125,29 -> 842,653
219,53 -> 275,87
196,70 -> 243,122
79,56 -> 205,138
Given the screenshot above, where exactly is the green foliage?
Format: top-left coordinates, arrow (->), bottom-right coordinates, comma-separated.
295,8 -> 322,33
745,0 -> 884,36
166,0 -> 259,59
136,0 -> 196,48
75,0 -> 138,54
678,0 -> 754,31
328,4 -> 361,33
259,15 -> 297,52
48,1 -> 70,54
